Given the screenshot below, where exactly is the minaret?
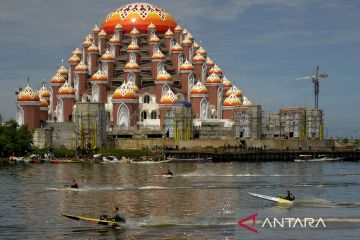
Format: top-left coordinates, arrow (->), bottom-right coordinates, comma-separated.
151,49 -> 166,80
174,25 -> 182,43
108,31 -> 122,60
39,82 -> 51,108
206,57 -> 214,73
129,27 -> 140,45
112,83 -> 138,127
114,22 -> 124,42
92,24 -> 101,45
67,53 -> 81,85
170,43 -> 183,74
190,81 -> 208,119
127,38 -> 140,65
82,35 -> 92,64
57,82 -> 75,122
50,73 -> 66,114
159,89 -> 179,128
16,84 -> 40,131
57,59 -> 69,80
100,49 -> 115,86
222,75 -> 233,97
72,48 -> 82,58
87,43 -> 99,75
205,73 -> 222,118
155,69 -> 173,103
74,61 -> 89,101
124,57 -> 141,87
164,28 -> 174,50
179,60 -> 194,100
192,52 -> 205,81
97,29 -> 108,55
147,22 -> 156,41
209,64 -> 223,78
149,33 -> 160,57
90,69 -> 108,103
181,36 -> 192,61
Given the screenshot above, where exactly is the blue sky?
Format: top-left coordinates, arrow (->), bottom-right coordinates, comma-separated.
0,0 -> 359,137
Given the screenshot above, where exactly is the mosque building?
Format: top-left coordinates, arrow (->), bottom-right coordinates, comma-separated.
16,3 -> 261,147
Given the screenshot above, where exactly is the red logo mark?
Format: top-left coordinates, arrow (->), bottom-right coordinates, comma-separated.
237,213 -> 258,233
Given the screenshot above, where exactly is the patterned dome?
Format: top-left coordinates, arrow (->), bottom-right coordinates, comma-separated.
196,47 -> 207,56
193,41 -> 200,49
191,81 -> 208,95
156,69 -> 173,81
164,28 -> 174,37
209,64 -> 223,75
40,97 -> 48,108
68,54 -> 81,64
148,22 -> 156,29
171,43 -> 183,52
58,82 -> 75,95
126,81 -> 139,93
226,86 -> 243,97
222,75 -> 232,88
242,96 -> 252,105
160,89 -> 179,104
149,34 -> 160,43
174,25 -> 182,32
98,29 -> 107,37
109,33 -> 121,44
57,64 -> 68,76
127,41 -> 140,51
124,59 -> 140,71
91,69 -> 107,81
206,73 -> 221,84
92,24 -> 101,33
192,52 -> 205,63
50,73 -> 66,84
75,61 -> 88,72
114,22 -> 123,32
82,37 -> 92,47
102,3 -> 177,34
181,37 -> 192,46
113,82 -> 137,99
17,85 -> 40,102
72,48 -> 82,56
152,49 -> 165,60
181,29 -> 189,35
206,57 -> 215,66
223,93 -> 241,107
179,60 -> 193,71
187,33 -> 194,41
129,27 -> 140,36
87,43 -> 99,52
39,84 -> 50,98
100,49 -> 115,61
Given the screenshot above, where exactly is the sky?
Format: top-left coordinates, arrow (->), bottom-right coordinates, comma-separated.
0,0 -> 359,137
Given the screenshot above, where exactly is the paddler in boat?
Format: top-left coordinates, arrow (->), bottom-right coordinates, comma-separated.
70,179 -> 79,189
166,169 -> 173,176
278,190 -> 295,201
112,207 -> 126,223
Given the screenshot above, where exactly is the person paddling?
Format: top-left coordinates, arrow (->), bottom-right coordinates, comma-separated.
279,190 -> 295,201
70,179 -> 79,189
112,207 -> 126,223
166,169 -> 173,176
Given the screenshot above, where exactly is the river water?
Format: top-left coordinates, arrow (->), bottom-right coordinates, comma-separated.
0,161 -> 359,239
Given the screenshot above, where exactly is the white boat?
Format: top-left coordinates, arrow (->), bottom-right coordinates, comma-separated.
101,156 -> 120,163
295,154 -> 344,162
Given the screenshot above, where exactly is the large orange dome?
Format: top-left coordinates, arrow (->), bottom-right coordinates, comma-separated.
102,3 -> 177,34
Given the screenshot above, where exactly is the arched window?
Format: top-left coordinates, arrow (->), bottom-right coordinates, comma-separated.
162,84 -> 170,96
74,75 -> 79,101
151,111 -> 157,119
128,72 -> 135,83
178,53 -> 184,71
92,84 -> 99,102
188,73 -> 195,89
217,87 -> 223,119
130,52 -> 136,62
110,45 -> 115,57
57,99 -> 64,122
189,45 -> 194,62
140,111 -> 147,121
200,98 -> 208,120
143,94 -> 151,104
118,104 -> 129,127
16,106 -> 24,126
153,44 -> 159,53
102,63 -> 108,76
157,61 -> 164,75
201,63 -> 207,83
87,53 -> 92,73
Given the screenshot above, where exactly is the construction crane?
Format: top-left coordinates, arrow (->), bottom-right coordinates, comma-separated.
296,66 -> 328,109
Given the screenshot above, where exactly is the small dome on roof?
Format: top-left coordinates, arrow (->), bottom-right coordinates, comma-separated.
148,22 -> 156,29
181,37 -> 192,46
160,89 -> 179,104
223,93 -> 241,107
50,73 -> 66,84
192,52 -> 205,63
72,48 -> 82,56
187,33 -> 194,41
92,24 -> 101,33
174,25 -> 182,32
196,47 -> 207,56
83,37 -> 92,47
226,86 -> 243,97
152,49 -> 165,60
242,96 -> 252,105
179,60 -> 193,71
191,81 -> 207,95
100,49 -> 115,61
87,43 -> 99,52
206,73 -> 221,84
39,84 -> 50,98
68,54 -> 81,64
126,81 -> 139,93
113,82 -> 137,100
91,69 -> 107,81
209,64 -> 223,75
58,82 -> 75,95
193,41 -> 200,49
114,22 -> 123,31
40,97 -> 48,108
109,33 -> 121,44
181,28 -> 188,35
222,75 -> 232,88
57,64 -> 68,76
98,29 -> 107,37
127,41 -> 140,51
206,57 -> 214,66
75,61 -> 88,72
171,43 -> 183,52
164,28 -> 174,37
156,69 -> 173,81
17,84 -> 40,102
124,58 -> 140,71
129,27 -> 140,36
149,34 -> 160,43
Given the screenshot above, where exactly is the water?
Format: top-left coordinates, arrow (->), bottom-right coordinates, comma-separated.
0,161 -> 359,239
